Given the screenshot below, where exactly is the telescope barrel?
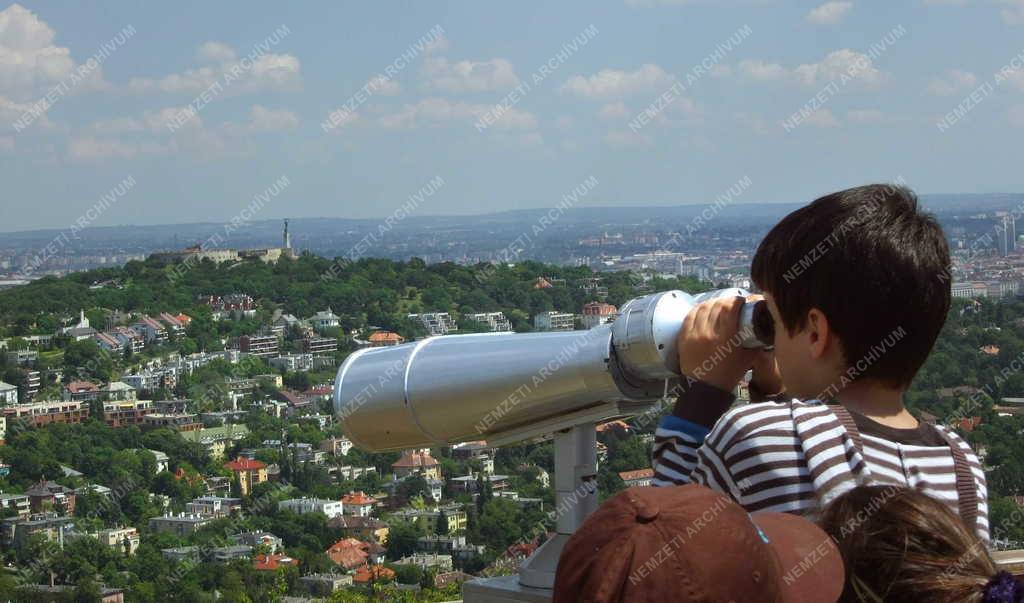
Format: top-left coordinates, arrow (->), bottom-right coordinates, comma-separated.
334,288 -> 770,452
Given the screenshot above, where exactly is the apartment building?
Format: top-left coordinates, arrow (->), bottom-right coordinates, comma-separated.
239,334 -> 279,358
534,311 -> 575,331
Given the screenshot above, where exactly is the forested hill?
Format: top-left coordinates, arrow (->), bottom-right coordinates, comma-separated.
0,254 -> 707,341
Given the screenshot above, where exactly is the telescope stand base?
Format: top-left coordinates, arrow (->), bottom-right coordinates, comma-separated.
462,575 -> 553,603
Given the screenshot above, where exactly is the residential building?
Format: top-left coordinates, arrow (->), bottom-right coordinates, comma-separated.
534,310 -> 575,331
158,312 -> 185,333
309,308 -> 341,332
1,513 -> 72,550
20,370 -> 40,402
392,450 -> 441,480
2,400 -> 89,427
299,574 -> 353,596
0,381 -> 17,405
97,527 -> 140,555
93,331 -> 123,353
224,458 -> 268,496
352,565 -> 395,584
183,424 -> 250,459
408,312 -> 456,336
325,537 -> 370,570
340,491 -> 377,517
581,302 -> 618,329
103,399 -> 154,427
253,553 -> 299,571
393,553 -> 453,573
186,496 -> 243,517
321,436 -> 353,456
269,353 -> 313,372
63,380 -> 100,402
120,372 -> 162,392
149,513 -> 213,536
230,531 -> 283,553
300,337 -> 338,355
101,381 -> 137,401
465,312 -> 512,332
6,350 -> 37,366
27,479 -> 76,515
132,316 -> 168,344
618,468 -> 655,488
367,331 -> 405,347
20,585 -> 124,603
110,326 -> 144,353
142,413 -> 201,432
328,515 -> 389,544
239,334 -> 279,358
0,493 -> 30,517
278,497 -> 344,519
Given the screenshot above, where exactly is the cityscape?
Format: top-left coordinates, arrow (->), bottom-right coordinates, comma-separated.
3,1 -> 1024,601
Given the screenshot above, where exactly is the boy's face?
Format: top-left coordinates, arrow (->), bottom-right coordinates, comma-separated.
762,292 -> 842,400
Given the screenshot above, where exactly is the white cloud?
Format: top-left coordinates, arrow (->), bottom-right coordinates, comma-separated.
804,108 -> 840,128
926,69 -> 978,95
710,63 -> 733,78
128,42 -> 301,94
598,101 -> 629,120
738,60 -> 789,81
424,34 -> 450,55
375,97 -> 536,130
1010,105 -> 1024,127
0,3 -> 106,104
197,41 -> 236,64
741,50 -> 885,87
0,135 -> 13,152
805,1 -> 853,24
846,109 -> 895,124
561,64 -> 675,99
421,56 -> 519,93
367,74 -> 401,96
246,105 -> 299,131
604,129 -> 651,147
89,107 -> 205,134
997,66 -> 1024,91
1001,1 -> 1024,24
68,136 -> 171,160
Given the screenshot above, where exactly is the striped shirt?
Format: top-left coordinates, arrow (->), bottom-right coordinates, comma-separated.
652,399 -> 990,542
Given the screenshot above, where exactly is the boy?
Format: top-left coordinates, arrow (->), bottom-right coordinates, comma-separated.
651,183 -> 989,540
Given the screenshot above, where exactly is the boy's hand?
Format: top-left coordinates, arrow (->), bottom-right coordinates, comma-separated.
745,294 -> 785,395
678,296 -> 758,392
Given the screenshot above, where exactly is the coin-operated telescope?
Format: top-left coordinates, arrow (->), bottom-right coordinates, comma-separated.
333,288 -> 773,598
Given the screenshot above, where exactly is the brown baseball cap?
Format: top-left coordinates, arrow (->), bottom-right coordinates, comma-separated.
554,485 -> 844,603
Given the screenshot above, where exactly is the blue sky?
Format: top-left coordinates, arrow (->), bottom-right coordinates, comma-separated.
2,0 -> 1024,232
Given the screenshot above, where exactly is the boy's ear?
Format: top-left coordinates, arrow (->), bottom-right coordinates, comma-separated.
806,307 -> 830,360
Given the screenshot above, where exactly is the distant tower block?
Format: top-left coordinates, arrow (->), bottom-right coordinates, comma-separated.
283,219 -> 292,250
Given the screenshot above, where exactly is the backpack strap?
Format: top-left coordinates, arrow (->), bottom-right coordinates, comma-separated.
934,427 -> 980,533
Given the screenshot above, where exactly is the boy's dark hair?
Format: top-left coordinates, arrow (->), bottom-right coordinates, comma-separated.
751,183 -> 950,388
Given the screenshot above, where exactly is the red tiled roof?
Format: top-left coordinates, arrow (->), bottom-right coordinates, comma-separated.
326,538 -> 369,569
618,468 -> 655,482
66,381 -> 98,393
582,302 -> 617,316
369,331 -> 404,343
225,458 -> 267,471
392,450 -> 439,468
341,491 -> 377,506
253,553 -> 298,571
352,564 -> 395,583
596,420 -> 631,433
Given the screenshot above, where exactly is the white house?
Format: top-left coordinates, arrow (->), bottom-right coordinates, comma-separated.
0,381 -> 17,405
278,497 -> 344,519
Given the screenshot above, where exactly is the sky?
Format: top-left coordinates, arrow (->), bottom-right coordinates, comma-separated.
1,1 -> 1024,232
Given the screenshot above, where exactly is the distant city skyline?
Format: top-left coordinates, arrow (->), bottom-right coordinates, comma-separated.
2,2 -> 1024,231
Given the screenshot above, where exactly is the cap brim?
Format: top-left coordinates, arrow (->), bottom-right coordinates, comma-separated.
753,512 -> 845,603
